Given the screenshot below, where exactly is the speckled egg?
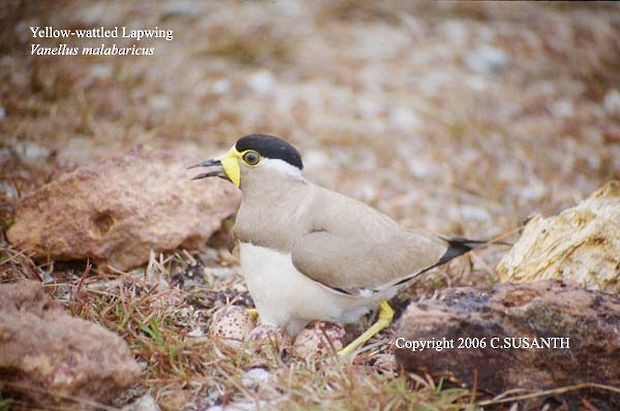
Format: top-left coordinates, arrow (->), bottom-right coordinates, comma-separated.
209,306 -> 256,350
292,321 -> 346,359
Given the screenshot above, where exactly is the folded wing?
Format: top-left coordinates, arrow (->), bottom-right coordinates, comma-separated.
291,187 -> 450,294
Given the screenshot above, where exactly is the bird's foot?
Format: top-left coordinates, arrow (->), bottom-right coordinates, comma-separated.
337,300 -> 394,358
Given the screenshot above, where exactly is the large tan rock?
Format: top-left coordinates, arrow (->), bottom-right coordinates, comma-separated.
0,280 -> 140,406
497,180 -> 620,292
395,280 -> 620,409
7,146 -> 240,271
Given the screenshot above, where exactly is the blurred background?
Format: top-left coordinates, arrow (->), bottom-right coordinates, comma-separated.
1,0 -> 619,264
1,1 -> 619,408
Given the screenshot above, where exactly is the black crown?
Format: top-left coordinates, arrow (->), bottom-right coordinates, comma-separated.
236,134 -> 303,170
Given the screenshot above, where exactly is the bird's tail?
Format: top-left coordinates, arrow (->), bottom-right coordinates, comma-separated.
393,235 -> 512,287
437,237 -> 485,265
437,236 -> 510,266
393,237 -> 506,287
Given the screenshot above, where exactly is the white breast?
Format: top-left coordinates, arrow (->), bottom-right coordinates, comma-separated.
239,242 -> 389,336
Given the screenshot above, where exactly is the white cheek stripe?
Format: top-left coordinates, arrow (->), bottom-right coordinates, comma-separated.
258,158 -> 303,180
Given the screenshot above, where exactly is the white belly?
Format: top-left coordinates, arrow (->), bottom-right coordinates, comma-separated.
239,242 -> 389,335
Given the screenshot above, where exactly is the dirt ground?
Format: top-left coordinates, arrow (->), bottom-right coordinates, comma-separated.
1,1 -> 619,409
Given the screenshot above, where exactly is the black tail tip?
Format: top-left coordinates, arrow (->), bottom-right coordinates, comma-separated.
438,238 -> 485,265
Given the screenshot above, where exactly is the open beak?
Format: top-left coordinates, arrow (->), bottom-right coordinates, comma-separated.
188,159 -> 228,181
188,147 -> 242,187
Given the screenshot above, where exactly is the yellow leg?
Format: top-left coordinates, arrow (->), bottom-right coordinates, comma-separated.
248,308 -> 259,319
338,300 -> 394,357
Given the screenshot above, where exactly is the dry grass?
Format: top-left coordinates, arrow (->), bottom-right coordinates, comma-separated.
1,0 -> 619,409
0,245 -> 482,410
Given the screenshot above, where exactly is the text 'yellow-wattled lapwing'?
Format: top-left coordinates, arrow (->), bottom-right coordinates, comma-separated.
190,134 -> 486,357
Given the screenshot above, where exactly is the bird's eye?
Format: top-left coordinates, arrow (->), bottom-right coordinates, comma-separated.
242,151 -> 260,166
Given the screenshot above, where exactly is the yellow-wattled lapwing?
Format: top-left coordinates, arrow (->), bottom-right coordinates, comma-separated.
190,134 -> 486,356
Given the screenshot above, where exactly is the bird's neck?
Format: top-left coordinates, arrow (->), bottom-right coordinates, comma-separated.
235,179 -> 315,252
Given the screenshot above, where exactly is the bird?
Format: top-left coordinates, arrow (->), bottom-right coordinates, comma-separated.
189,134 -> 486,356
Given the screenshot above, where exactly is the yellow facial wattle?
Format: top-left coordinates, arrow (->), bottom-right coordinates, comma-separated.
221,147 -> 241,187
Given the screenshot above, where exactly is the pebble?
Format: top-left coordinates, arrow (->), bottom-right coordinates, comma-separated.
242,367 -> 271,389
123,394 -> 160,411
603,89 -> 620,116
465,45 -> 509,76
247,70 -> 276,95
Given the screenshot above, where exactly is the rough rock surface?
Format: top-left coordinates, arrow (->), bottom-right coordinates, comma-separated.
0,280 -> 140,406
7,146 -> 240,271
395,280 -> 620,408
497,181 -> 620,292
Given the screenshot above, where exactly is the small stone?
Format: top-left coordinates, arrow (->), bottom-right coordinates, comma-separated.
90,64 -> 112,79
148,95 -> 173,112
603,89 -> 620,115
550,99 -> 574,118
291,321 -> 346,360
241,367 -> 271,389
388,106 -> 422,130
211,79 -> 230,94
465,45 -> 508,76
123,394 -> 161,411
247,70 -> 276,95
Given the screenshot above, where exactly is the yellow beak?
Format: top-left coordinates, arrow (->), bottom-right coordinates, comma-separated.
220,147 -> 241,188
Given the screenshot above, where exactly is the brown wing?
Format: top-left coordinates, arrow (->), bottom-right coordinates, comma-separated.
291,187 -> 448,293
